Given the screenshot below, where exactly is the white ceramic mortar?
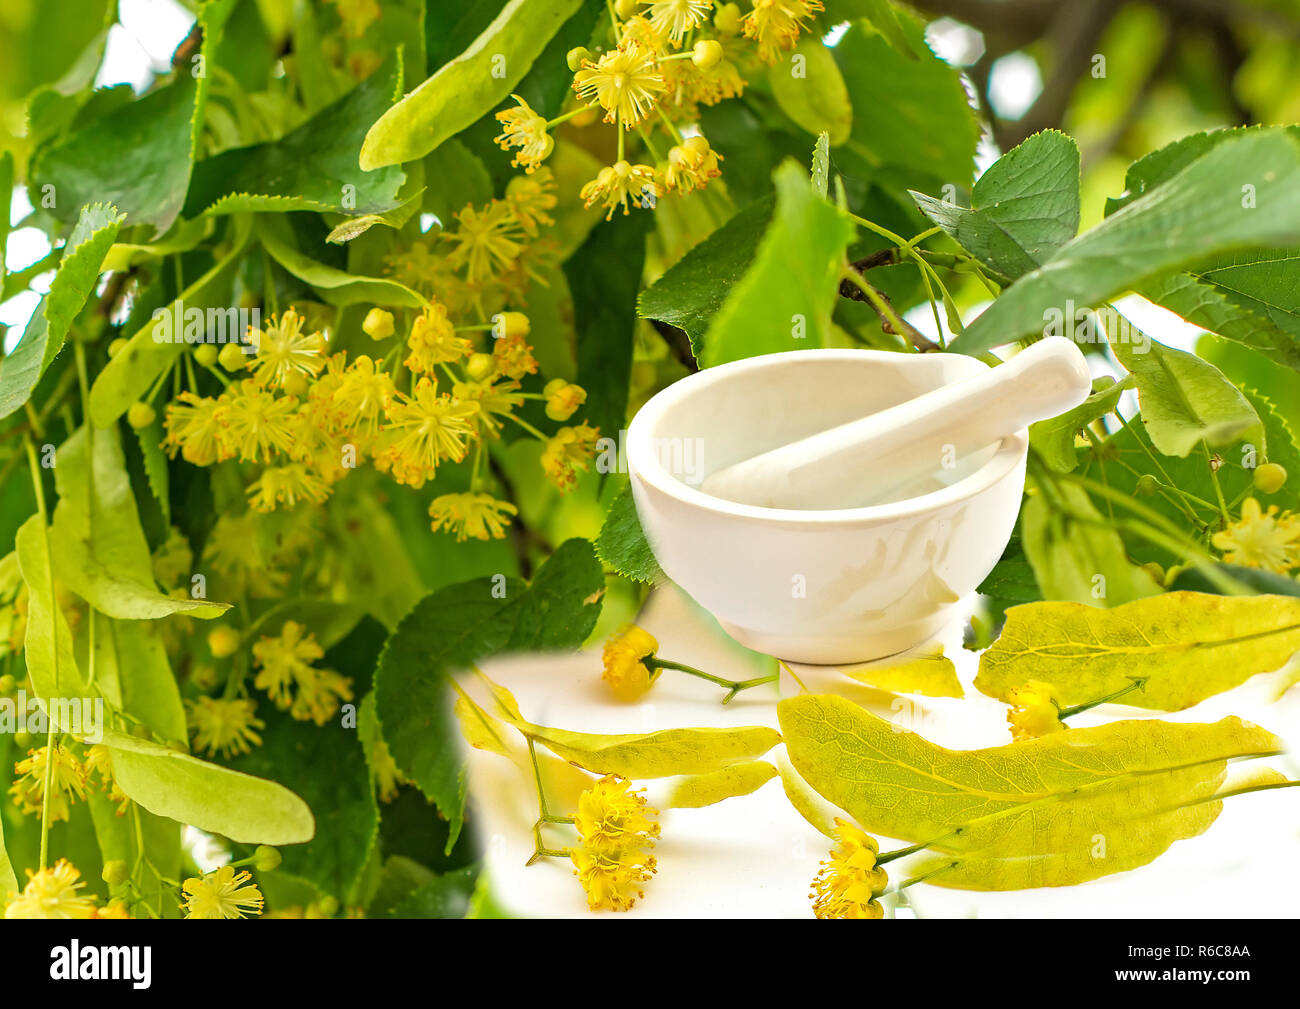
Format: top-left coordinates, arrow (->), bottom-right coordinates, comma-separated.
626,349 -> 1028,664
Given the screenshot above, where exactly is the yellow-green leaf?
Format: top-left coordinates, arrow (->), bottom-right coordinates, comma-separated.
526,722 -> 781,779
662,761 -> 777,809
976,591 -> 1300,710
779,692 -> 1280,888
768,38 -> 853,146
14,516 -> 86,701
840,643 -> 963,697
101,729 -> 315,846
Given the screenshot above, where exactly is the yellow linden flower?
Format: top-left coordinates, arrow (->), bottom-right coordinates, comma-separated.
541,421 -> 601,491
332,354 -> 395,435
649,0 -> 714,43
248,308 -> 327,389
620,14 -> 671,53
494,94 -> 555,173
251,619 -> 324,709
4,860 -> 98,919
181,865 -> 265,920
1212,497 -> 1300,573
571,775 -> 660,912
380,379 -> 480,488
186,696 -> 266,758
581,160 -> 660,220
451,378 -> 524,437
661,135 -> 723,194
573,42 -> 667,127
506,169 -> 558,237
405,301 -> 473,375
213,380 -> 299,463
601,625 -> 660,701
371,737 -> 412,802
492,331 -> 538,380
247,463 -> 332,512
84,744 -> 131,816
327,0 -> 380,38
1005,680 -> 1064,741
9,743 -> 87,821
428,492 -> 519,542
446,201 -> 525,283
810,818 -> 888,919
543,378 -> 587,422
288,665 -> 354,726
742,0 -> 824,64
163,391 -> 224,466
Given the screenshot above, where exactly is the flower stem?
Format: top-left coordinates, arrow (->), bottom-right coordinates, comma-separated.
1057,677 -> 1148,720
643,657 -> 778,704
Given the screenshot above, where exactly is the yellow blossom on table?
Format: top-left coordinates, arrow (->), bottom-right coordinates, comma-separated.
181,865 -> 264,919
405,301 -> 473,375
446,201 -> 525,283
186,696 -> 266,758
662,135 -> 723,194
4,860 -> 98,919
601,625 -> 660,701
248,463 -> 332,512
573,42 -> 667,127
571,775 -> 660,912
1212,497 -> 1300,573
428,492 -> 519,542
581,160 -> 661,220
213,380 -> 299,463
1005,680 -> 1064,741
649,0 -> 714,43
506,169 -> 558,236
810,818 -> 887,919
248,308 -> 327,389
742,0 -> 824,64
379,379 -> 480,487
541,421 -> 601,491
492,331 -> 538,380
452,378 -> 524,437
494,94 -> 554,173
163,391 -> 224,466
9,743 -> 87,821
332,354 -> 395,435
543,378 -> 587,421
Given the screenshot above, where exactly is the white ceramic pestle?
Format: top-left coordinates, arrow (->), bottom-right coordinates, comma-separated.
698,336 -> 1092,510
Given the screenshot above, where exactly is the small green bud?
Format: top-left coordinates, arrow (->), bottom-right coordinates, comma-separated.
1253,462 -> 1287,495
253,845 -> 282,872
218,342 -> 248,371
362,307 -> 395,341
0,673 -> 15,695
194,343 -> 220,367
102,860 -> 130,887
465,353 -> 497,381
1135,474 -> 1160,496
127,402 -> 156,429
566,46 -> 592,72
318,895 -> 340,916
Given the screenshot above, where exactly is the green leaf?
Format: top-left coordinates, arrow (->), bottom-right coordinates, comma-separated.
184,53 -> 406,218
768,37 -> 852,146
374,539 -> 604,849
359,0 -> 584,169
954,130 -> 1300,355
0,805 -> 17,899
1167,563 -> 1300,598
101,728 -> 314,845
421,139 -> 493,225
14,516 -> 87,700
1020,478 -> 1161,606
567,209 -> 650,441
637,195 -> 774,356
912,130 -> 1080,281
49,426 -> 229,619
832,18 -> 978,188
594,484 -> 662,584
257,217 -> 424,308
1029,374 -> 1131,473
779,692 -> 1279,889
28,2 -> 233,236
662,762 -> 777,809
810,132 -> 830,197
88,216 -> 252,428
92,613 -> 186,743
134,418 -> 170,525
699,161 -> 854,367
976,591 -> 1300,711
0,202 -> 123,420
1112,330 -> 1260,457
389,866 -> 478,919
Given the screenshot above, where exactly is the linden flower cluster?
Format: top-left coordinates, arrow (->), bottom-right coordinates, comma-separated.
1212,496 -> 1300,575
493,0 -> 825,220
9,742 -> 126,823
810,818 -> 889,919
4,860 -> 130,920
571,774 -> 662,911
